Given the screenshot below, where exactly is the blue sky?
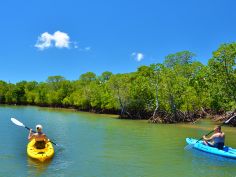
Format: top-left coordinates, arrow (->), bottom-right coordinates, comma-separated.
1,0 -> 236,83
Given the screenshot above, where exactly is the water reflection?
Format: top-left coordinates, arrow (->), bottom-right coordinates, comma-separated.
190,148 -> 236,165
27,157 -> 51,176
185,149 -> 236,177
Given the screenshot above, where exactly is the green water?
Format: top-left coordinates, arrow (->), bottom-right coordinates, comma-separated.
0,106 -> 236,177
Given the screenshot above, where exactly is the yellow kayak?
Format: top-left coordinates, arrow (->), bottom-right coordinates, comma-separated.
27,139 -> 54,162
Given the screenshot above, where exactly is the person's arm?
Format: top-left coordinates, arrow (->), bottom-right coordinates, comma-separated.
28,129 -> 34,140
222,132 -> 225,138
44,134 -> 50,143
203,134 -> 216,141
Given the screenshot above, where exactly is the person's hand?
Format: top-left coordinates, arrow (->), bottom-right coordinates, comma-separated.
30,129 -> 32,133
203,135 -> 206,139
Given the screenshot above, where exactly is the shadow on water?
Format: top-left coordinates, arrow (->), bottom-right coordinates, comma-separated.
27,157 -> 52,176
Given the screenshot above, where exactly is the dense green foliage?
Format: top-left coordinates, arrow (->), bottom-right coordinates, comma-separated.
0,43 -> 235,122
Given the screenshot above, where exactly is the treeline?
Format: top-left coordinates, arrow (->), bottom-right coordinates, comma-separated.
0,43 -> 235,123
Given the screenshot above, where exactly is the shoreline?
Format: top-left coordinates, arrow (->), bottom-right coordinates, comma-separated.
1,103 -> 235,126
0,104 -> 120,118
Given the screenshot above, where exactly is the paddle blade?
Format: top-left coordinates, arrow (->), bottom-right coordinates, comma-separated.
184,144 -> 194,150
11,118 -> 25,127
225,115 -> 236,124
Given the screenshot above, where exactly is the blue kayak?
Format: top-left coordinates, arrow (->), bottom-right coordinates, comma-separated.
186,138 -> 236,159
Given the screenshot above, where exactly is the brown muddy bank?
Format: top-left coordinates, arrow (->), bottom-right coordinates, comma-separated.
2,103 -> 236,126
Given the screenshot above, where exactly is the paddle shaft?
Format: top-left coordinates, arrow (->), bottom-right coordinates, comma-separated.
185,114 -> 236,150
25,126 -> 35,133
194,114 -> 236,143
195,130 -> 214,144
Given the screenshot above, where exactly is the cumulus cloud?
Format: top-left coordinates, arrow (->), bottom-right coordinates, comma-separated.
35,31 -> 70,50
53,31 -> 70,48
132,52 -> 144,62
35,32 -> 53,50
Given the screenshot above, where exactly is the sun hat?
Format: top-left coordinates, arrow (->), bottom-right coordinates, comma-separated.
36,124 -> 43,130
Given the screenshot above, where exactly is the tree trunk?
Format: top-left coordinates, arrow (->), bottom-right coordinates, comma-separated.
152,83 -> 159,119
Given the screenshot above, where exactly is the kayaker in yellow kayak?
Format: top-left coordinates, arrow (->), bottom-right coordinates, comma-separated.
202,125 -> 225,150
28,124 -> 49,149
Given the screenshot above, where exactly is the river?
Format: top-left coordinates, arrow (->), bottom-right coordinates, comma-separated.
0,105 -> 236,177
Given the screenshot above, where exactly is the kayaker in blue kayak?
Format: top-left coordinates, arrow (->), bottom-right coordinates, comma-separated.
202,125 -> 225,150
28,124 -> 49,149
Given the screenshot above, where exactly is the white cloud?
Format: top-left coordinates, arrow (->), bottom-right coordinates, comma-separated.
132,52 -> 144,62
35,31 -> 70,50
35,32 -> 53,50
53,31 -> 70,48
